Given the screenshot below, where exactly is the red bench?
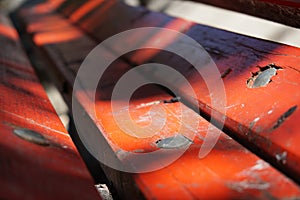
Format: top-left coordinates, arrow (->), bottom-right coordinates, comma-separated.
1,0 -> 300,199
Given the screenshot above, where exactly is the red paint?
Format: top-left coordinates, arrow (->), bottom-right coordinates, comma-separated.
0,15 -> 100,199
74,61 -> 300,199
15,0 -> 300,199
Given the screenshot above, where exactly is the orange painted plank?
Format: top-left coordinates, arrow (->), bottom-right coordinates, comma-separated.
40,34 -> 300,197
17,16 -> 300,200
52,45 -> 300,199
92,71 -> 300,199
0,14 -> 100,199
70,0 -> 300,183
129,19 -> 300,181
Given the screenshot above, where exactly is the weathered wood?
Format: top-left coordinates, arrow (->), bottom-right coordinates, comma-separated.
15,0 -> 300,199
0,13 -> 100,199
65,0 -> 300,184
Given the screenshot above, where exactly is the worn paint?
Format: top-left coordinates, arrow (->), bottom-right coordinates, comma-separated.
227,180 -> 270,192
247,64 -> 281,88
163,97 -> 181,104
155,134 -> 193,149
13,128 -> 50,146
276,151 -> 287,164
16,0 -> 300,199
0,12 -> 99,199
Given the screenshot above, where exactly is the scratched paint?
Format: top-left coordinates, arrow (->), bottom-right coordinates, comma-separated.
272,106 -> 297,130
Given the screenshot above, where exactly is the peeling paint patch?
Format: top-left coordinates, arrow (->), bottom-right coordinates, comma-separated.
156,134 -> 192,149
136,100 -> 161,109
238,160 -> 270,177
13,128 -> 50,146
247,64 -> 282,88
275,151 -> 287,164
227,180 -> 270,192
135,97 -> 181,109
163,97 -> 181,104
250,117 -> 260,129
250,160 -> 270,171
267,110 -> 273,115
95,184 -> 113,200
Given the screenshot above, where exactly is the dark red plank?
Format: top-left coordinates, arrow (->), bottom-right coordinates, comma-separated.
0,13 -> 100,199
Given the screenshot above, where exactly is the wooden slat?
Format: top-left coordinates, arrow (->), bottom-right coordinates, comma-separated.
63,0 -> 300,184
0,14 -> 100,199
15,1 -> 300,199
191,0 -> 300,28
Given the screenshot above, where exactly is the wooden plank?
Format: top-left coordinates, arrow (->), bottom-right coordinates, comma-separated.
191,0 -> 300,28
15,1 -> 300,199
0,14 -> 100,199
65,0 -> 300,184
36,39 -> 300,199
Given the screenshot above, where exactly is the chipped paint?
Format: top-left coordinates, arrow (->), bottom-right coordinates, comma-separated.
250,160 -> 270,171
237,160 -> 270,177
227,180 -> 270,192
267,110 -> 273,115
250,117 -> 260,129
163,97 -> 181,104
156,134 -> 192,149
13,128 -> 50,146
136,100 -> 161,109
276,151 -> 287,164
247,64 -> 281,88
